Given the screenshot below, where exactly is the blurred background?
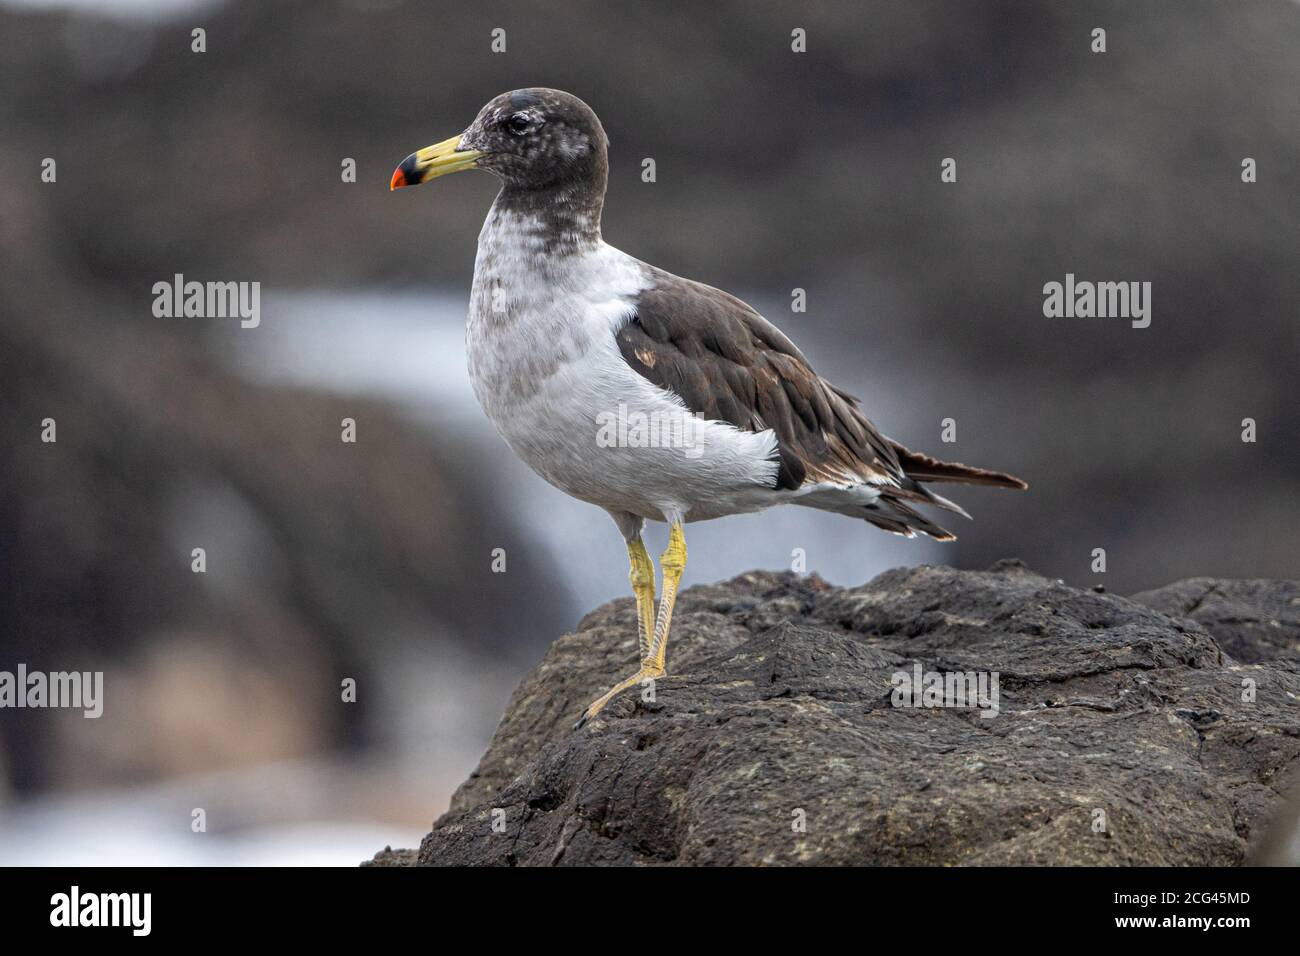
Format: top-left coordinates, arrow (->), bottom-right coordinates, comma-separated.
0,0 -> 1296,864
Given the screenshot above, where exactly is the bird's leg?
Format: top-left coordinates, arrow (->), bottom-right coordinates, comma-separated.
647,522 -> 687,671
575,524 -> 686,730
626,537 -> 657,660
574,664 -> 663,730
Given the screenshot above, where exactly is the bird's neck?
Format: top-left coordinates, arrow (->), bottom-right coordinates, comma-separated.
485,177 -> 605,254
471,176 -> 613,324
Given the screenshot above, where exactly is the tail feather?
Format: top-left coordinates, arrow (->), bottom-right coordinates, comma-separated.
793,441 -> 1025,542
916,486 -> 973,520
884,476 -> 974,520
866,491 -> 957,542
889,441 -> 1028,490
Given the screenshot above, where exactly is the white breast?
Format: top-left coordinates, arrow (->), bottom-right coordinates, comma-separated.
465,204 -> 780,523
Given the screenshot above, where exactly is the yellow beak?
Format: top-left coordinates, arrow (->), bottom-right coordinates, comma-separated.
390,134 -> 485,190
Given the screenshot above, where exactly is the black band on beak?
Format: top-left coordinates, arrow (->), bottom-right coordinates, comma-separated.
391,153 -> 421,190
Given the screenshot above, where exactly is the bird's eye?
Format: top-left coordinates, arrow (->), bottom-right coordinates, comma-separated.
505,113 -> 533,135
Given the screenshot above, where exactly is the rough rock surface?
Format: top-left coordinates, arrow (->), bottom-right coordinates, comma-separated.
375,562 -> 1300,866
1131,578 -> 1300,664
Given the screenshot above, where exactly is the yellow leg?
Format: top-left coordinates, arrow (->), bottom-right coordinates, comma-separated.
648,523 -> 686,670
574,665 -> 663,729
576,523 -> 687,729
627,537 -> 656,659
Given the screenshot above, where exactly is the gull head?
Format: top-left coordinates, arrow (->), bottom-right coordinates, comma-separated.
391,88 -> 608,192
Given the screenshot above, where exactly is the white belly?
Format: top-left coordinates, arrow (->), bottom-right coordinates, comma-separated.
465,219 -> 779,523
474,332 -> 780,521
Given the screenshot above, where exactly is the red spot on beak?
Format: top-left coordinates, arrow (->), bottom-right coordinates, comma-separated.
390,167 -> 408,191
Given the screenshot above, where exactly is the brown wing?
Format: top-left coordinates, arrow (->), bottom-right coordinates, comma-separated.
888,441 -> 1028,489
615,270 -> 904,491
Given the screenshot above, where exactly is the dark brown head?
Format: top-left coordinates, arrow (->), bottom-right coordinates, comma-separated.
390,88 -> 608,195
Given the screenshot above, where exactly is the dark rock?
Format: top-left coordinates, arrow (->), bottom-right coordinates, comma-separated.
375,563 -> 1300,866
363,846 -> 419,867
1131,578 -> 1300,664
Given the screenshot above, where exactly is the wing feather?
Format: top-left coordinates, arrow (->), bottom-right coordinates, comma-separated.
615,268 -> 902,491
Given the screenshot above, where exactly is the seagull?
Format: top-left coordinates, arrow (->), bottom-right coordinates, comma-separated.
392,88 -> 1026,728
